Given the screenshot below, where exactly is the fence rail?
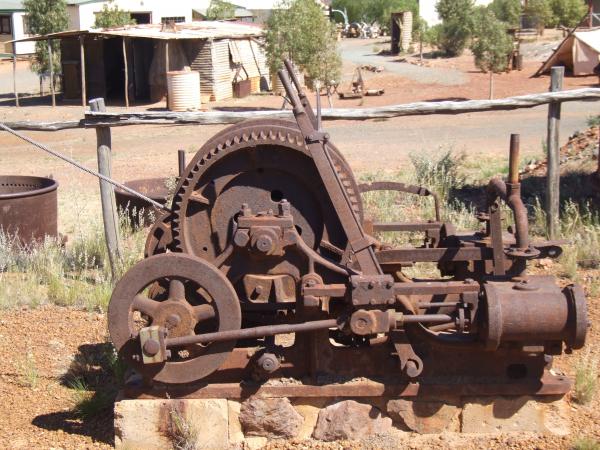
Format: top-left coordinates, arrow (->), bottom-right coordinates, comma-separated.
3,88 -> 600,132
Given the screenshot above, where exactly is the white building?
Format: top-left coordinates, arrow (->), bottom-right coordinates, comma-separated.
66,0 -> 195,30
0,1 -> 34,55
418,0 -> 494,26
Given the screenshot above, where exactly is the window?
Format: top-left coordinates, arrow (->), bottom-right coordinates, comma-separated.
22,15 -> 30,35
161,16 -> 185,23
0,15 -> 11,35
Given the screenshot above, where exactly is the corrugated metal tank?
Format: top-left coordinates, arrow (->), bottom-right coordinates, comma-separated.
167,70 -> 201,111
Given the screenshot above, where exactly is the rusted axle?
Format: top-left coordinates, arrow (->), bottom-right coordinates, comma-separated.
163,314 -> 453,348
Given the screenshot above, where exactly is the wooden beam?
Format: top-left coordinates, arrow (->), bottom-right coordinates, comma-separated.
89,98 -> 122,280
546,66 -> 564,239
80,35 -> 86,107
47,39 -> 55,107
123,37 -> 129,108
165,40 -> 169,106
4,88 -> 600,131
12,53 -> 19,107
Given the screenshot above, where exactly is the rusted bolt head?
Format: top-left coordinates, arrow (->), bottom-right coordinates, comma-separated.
166,314 -> 181,327
255,285 -> 264,295
233,229 -> 250,247
256,234 -> 274,253
143,339 -> 160,357
257,353 -> 280,373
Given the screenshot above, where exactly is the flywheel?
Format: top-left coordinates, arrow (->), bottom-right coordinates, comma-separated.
170,119 -> 363,267
108,253 -> 241,384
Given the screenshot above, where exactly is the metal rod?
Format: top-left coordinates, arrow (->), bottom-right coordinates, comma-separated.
401,314 -> 453,323
508,133 -> 520,184
0,121 -> 172,212
166,318 -> 341,347
417,302 -> 460,309
315,80 -> 322,130
178,149 -> 186,177
123,37 -> 129,108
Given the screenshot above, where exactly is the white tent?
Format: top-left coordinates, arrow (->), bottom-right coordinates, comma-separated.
537,29 -> 600,76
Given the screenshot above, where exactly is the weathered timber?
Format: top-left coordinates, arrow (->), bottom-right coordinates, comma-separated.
3,88 -> 600,131
546,67 -> 564,239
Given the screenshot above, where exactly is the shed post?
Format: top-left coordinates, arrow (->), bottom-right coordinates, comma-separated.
12,53 -> 19,107
47,39 -> 56,107
89,98 -> 122,280
123,37 -> 129,108
79,35 -> 86,107
546,66 -> 564,239
165,40 -> 169,105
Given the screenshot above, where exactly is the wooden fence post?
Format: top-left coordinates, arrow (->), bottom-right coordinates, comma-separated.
47,39 -> 56,107
546,66 -> 564,239
79,35 -> 86,107
89,98 -> 122,280
12,53 -> 19,107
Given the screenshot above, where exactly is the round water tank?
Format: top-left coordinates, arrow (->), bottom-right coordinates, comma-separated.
0,175 -> 58,244
167,70 -> 201,111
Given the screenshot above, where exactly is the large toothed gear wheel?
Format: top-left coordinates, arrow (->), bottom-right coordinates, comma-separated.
170,119 -> 363,265
108,253 -> 241,384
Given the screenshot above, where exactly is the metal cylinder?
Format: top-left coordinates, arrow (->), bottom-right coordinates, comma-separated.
0,175 -> 58,244
482,277 -> 588,350
115,178 -> 169,226
167,70 -> 200,111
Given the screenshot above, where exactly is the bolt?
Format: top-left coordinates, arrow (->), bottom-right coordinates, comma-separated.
368,281 -> 375,289
256,235 -> 274,253
279,200 -> 291,217
143,339 -> 160,357
386,280 -> 393,289
388,298 -> 395,305
369,298 -> 377,305
255,285 -> 264,295
234,229 -> 250,247
166,314 -> 181,327
351,281 -> 358,289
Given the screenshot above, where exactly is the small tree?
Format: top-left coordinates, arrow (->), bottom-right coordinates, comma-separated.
436,0 -> 475,56
488,0 -> 522,28
94,3 -> 135,28
471,9 -> 513,99
206,0 -> 236,21
549,0 -> 587,28
265,0 -> 341,90
524,0 -> 553,32
23,0 -> 69,77
365,0 -> 418,35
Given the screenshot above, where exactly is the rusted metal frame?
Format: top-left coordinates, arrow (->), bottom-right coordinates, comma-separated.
123,371 -> 572,399
489,203 -> 506,276
303,281 -> 477,299
376,247 -> 493,263
372,222 -> 442,232
359,181 -> 441,222
278,66 -> 381,275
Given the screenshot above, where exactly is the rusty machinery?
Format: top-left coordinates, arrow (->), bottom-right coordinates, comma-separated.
108,60 -> 588,390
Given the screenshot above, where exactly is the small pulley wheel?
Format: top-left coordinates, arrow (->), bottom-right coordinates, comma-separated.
108,253 -> 242,384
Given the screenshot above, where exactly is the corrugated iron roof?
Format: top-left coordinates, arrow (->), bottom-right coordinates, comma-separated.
10,21 -> 264,43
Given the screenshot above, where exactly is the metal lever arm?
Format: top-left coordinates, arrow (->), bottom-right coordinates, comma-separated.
283,59 -> 317,128
278,67 -> 382,275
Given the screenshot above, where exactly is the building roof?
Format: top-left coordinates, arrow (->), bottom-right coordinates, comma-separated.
0,0 -> 25,12
10,21 -> 264,43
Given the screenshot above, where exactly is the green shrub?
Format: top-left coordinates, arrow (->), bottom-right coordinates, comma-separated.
488,0 -> 522,27
549,0 -> 587,28
525,0 -> 553,31
471,10 -> 514,73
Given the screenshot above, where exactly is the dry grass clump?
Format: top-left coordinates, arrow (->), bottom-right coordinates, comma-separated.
0,213 -> 146,312
572,350 -> 599,405
168,406 -> 200,450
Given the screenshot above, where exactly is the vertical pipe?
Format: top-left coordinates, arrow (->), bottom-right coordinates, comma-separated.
47,39 -> 55,107
12,53 -> 19,107
546,67 -> 564,239
123,37 -> 129,108
165,40 -> 169,106
89,98 -> 122,280
178,149 -> 186,177
508,134 -> 520,184
79,35 -> 86,107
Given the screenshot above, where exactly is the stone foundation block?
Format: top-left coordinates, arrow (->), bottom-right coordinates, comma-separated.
387,398 -> 461,433
114,398 -> 228,450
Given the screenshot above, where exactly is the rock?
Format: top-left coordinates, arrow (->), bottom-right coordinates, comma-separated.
312,400 -> 392,441
462,396 -> 549,434
114,399 -> 228,450
387,398 -> 460,433
239,397 -> 303,439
